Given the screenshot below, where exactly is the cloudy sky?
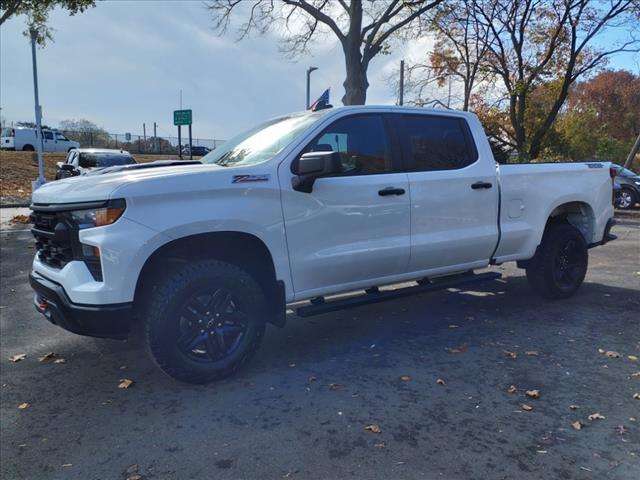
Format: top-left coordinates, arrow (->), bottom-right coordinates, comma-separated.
1,0 -> 638,141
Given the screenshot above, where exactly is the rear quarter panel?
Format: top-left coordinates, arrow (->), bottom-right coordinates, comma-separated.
495,162 -> 614,262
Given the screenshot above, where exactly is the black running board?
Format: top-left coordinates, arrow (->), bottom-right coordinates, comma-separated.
296,271 -> 502,317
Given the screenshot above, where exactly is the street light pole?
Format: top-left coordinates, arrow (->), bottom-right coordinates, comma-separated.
399,60 -> 405,106
30,28 -> 45,190
306,66 -> 318,109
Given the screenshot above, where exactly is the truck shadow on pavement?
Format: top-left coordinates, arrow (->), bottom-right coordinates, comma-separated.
3,262 -> 639,479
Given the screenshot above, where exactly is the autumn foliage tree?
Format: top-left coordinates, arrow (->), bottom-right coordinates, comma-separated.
555,70 -> 640,162
404,0 -> 639,161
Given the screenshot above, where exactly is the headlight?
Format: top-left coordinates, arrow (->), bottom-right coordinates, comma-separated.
634,181 -> 640,186
69,199 -> 126,229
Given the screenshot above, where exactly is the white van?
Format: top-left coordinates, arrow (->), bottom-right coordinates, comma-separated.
1,127 -> 80,152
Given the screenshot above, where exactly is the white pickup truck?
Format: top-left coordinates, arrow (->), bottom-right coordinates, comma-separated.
29,106 -> 616,383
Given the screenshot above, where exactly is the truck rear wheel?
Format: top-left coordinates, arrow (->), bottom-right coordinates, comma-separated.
525,224 -> 588,299
144,260 -> 266,383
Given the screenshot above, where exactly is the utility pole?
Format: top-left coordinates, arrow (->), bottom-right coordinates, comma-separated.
623,132 -> 640,169
306,66 -> 318,109
399,60 -> 405,106
178,90 -> 183,159
143,123 -> 146,153
153,122 -> 157,153
29,28 -> 45,190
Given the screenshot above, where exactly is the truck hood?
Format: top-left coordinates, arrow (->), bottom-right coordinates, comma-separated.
32,161 -> 221,205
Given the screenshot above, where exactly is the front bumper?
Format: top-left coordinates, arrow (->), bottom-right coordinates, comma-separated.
29,271 -> 133,339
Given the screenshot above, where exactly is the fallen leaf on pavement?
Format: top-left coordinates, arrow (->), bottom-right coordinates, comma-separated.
588,412 -> 605,421
288,363 -> 296,368
9,353 -> 26,362
632,372 -> 640,377
605,351 -> 621,358
525,351 -> 539,356
570,404 -> 579,410
446,345 -> 467,353
526,389 -> 541,399
507,385 -> 517,394
572,420 -> 583,430
436,378 -> 445,385
633,393 -> 640,400
118,379 -> 134,389
615,425 -> 627,435
125,464 -> 139,474
448,324 -> 459,328
10,214 -> 30,225
628,355 -> 638,361
400,375 -> 411,382
53,358 -> 65,364
18,403 -> 30,409
328,383 -> 342,391
38,352 -> 57,362
308,376 -> 317,382
503,350 -> 517,359
598,348 -> 605,354
521,404 -> 533,411
127,475 -> 142,480
365,424 -> 381,433
374,443 -> 385,448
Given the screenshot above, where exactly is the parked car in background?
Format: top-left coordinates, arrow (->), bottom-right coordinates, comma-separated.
1,127 -> 79,152
181,145 -> 211,156
55,149 -> 136,180
612,164 -> 640,209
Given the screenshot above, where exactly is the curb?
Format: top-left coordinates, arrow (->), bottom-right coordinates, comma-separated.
0,203 -> 30,209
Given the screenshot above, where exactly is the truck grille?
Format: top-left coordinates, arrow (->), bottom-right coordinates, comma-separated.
30,210 -> 74,269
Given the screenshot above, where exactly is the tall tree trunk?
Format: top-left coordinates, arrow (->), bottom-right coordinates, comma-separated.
342,56 -> 368,105
341,0 -> 367,105
527,73 -> 573,160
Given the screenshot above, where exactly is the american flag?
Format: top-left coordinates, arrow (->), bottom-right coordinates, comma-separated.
309,88 -> 330,111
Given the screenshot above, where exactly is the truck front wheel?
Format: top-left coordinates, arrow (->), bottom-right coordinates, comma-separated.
525,224 -> 588,299
144,260 -> 266,383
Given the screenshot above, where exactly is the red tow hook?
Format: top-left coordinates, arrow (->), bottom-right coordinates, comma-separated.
38,298 -> 48,311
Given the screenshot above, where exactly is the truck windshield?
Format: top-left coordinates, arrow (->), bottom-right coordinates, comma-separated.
201,111 -> 328,167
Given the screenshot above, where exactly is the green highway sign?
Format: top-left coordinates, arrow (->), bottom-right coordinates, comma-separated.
173,109 -> 192,126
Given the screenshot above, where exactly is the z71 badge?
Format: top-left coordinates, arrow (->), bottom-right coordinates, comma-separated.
232,174 -> 271,183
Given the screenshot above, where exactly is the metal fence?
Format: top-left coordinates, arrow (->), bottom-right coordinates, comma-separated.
61,130 -> 226,155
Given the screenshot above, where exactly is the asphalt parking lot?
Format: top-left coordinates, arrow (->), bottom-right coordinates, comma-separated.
1,210 -> 639,480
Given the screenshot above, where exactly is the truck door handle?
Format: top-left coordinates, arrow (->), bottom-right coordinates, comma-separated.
471,181 -> 492,190
378,187 -> 405,196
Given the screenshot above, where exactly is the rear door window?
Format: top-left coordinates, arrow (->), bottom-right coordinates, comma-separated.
43,131 -> 54,140
397,114 -> 477,171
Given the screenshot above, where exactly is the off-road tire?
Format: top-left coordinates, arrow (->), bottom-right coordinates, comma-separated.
144,260 -> 266,383
525,224 -> 588,299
